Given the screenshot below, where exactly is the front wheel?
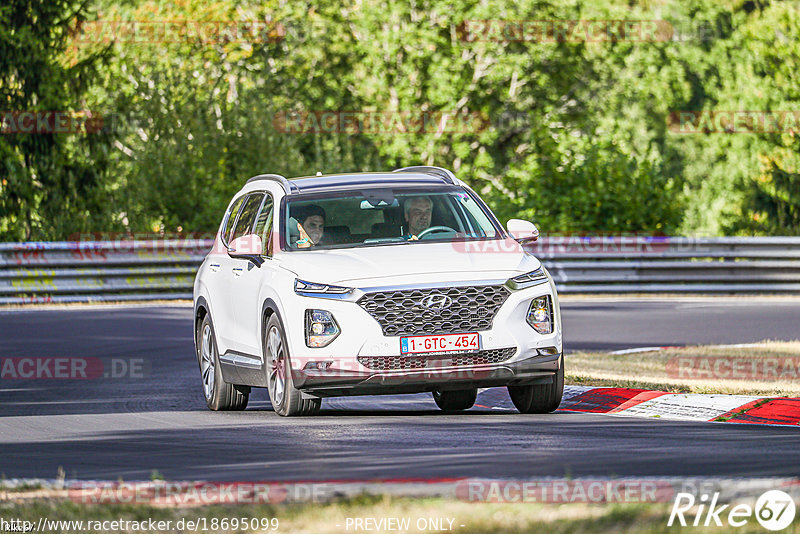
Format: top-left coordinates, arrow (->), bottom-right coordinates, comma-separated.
264,314 -> 321,417
197,315 -> 248,411
432,388 -> 477,411
508,355 -> 564,414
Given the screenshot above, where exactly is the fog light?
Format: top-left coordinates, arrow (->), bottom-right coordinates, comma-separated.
526,296 -> 553,334
305,309 -> 340,347
303,361 -> 333,370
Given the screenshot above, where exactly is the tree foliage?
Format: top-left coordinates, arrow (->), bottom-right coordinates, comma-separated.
0,0 -> 115,240
2,0 -> 799,239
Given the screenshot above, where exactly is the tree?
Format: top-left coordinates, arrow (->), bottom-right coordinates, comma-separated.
0,0 -> 115,240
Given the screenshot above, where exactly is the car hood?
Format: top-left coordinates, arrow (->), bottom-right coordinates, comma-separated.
276,238 -> 541,286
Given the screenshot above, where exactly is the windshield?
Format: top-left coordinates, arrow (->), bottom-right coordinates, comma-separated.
283,187 -> 501,250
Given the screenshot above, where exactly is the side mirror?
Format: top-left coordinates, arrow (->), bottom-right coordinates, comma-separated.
228,234 -> 265,267
506,219 -> 539,244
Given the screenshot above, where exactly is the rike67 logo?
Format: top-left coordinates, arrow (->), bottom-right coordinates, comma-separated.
669,490 -> 796,531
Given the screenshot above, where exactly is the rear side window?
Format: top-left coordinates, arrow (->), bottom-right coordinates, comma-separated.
231,193 -> 265,242
223,196 -> 246,245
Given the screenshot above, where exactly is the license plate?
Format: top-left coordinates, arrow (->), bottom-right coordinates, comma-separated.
400,333 -> 480,355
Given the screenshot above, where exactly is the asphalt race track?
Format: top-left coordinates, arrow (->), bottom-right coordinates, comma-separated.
1,298 -> 799,481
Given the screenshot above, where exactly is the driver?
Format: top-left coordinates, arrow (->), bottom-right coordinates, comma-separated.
403,196 -> 433,240
293,205 -> 326,248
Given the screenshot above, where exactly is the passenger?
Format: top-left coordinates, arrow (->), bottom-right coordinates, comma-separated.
294,205 -> 326,248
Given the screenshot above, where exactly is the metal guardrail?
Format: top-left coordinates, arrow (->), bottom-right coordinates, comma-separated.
528,236 -> 800,293
0,240 -> 209,304
2,237 -> 800,304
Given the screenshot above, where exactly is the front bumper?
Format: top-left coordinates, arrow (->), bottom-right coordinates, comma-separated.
294,350 -> 561,397
284,274 -> 562,397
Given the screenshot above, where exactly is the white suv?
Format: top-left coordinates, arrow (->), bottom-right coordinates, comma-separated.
193,167 -> 563,416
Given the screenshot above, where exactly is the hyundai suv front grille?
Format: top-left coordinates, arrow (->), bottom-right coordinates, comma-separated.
357,284 -> 510,336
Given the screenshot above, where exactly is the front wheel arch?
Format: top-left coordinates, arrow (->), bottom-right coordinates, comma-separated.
193,297 -> 210,364
260,297 -> 283,355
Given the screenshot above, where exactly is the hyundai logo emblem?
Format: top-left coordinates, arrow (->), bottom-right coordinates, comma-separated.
420,294 -> 452,310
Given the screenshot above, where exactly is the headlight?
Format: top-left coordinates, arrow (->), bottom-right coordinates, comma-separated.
295,279 -> 353,295
506,267 -> 548,290
526,295 -> 553,334
305,309 -> 341,347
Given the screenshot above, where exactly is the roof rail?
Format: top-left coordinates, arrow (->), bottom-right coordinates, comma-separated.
246,173 -> 296,194
393,166 -> 457,185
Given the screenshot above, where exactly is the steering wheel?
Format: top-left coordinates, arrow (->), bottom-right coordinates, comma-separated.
416,225 -> 457,240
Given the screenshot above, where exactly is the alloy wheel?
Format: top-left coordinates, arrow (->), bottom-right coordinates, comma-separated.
267,326 -> 286,407
200,323 -> 215,400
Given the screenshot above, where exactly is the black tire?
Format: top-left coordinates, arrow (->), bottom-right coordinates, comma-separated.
264,314 -> 321,417
432,388 -> 477,411
196,314 -> 248,411
508,354 -> 564,414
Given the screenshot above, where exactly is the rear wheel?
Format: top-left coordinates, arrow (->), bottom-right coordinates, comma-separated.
432,388 -> 477,411
264,314 -> 321,417
197,315 -> 248,411
508,355 -> 564,414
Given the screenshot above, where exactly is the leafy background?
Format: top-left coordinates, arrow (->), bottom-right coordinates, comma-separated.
1,0 -> 798,240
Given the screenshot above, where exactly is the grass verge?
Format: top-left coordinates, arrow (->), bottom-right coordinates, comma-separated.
566,340 -> 800,396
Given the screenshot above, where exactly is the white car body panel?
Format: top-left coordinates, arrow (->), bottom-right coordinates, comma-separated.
277,239 -> 539,286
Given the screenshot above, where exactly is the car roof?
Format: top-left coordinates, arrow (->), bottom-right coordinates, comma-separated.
246,170 -> 461,195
